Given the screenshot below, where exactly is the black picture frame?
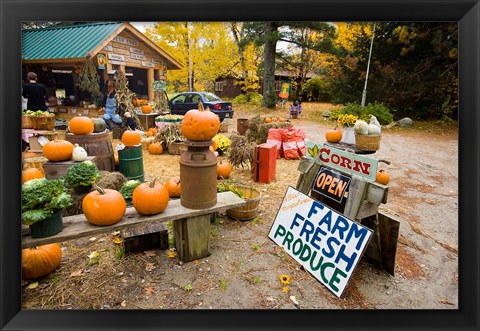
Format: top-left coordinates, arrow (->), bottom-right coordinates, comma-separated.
2,0 -> 479,330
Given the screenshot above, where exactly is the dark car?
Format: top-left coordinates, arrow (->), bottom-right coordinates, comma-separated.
168,92 -> 234,121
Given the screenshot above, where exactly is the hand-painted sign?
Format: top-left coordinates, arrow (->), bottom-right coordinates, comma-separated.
113,35 -> 138,47
312,167 -> 351,203
268,186 -> 372,297
107,53 -> 125,61
97,54 -> 106,69
306,142 -> 378,182
131,53 -> 145,60
130,47 -> 145,55
142,61 -> 154,68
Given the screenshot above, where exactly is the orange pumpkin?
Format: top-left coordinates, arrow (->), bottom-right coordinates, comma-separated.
148,128 -> 157,136
165,176 -> 181,198
279,117 -> 286,122
69,116 -> 94,135
22,168 -> 44,183
376,169 -> 391,185
181,103 -> 220,141
271,117 -> 278,122
264,117 -> 272,123
82,186 -> 126,226
22,243 -> 62,280
325,127 -> 343,143
42,140 -> 74,162
145,131 -> 153,138
121,130 -> 141,147
141,105 -> 152,114
148,142 -> 164,155
22,151 -> 37,159
132,177 -> 170,215
217,160 -> 232,179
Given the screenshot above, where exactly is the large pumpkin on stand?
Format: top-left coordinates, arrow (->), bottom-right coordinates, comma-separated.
141,105 -> 153,114
22,243 -> 62,280
69,116 -> 94,135
82,186 -> 126,226
132,177 -> 170,215
42,140 -> 74,162
325,127 -> 342,143
181,103 -> 220,141
121,130 -> 141,147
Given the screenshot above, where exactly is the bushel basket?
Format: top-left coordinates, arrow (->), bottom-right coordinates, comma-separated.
355,133 -> 381,151
226,186 -> 261,221
29,116 -> 55,130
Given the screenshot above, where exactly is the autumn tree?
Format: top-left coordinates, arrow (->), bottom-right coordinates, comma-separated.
240,22 -> 335,108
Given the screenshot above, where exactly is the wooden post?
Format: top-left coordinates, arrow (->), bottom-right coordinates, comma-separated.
147,68 -> 154,101
296,157 -> 320,195
173,214 -> 211,262
122,222 -> 169,254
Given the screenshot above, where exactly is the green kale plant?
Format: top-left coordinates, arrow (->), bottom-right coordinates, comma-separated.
65,160 -> 100,188
119,179 -> 142,205
22,178 -> 73,226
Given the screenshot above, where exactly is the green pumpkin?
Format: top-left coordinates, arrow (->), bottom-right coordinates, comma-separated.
92,118 -> 107,133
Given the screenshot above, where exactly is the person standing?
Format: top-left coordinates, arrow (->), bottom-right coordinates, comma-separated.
22,72 -> 48,111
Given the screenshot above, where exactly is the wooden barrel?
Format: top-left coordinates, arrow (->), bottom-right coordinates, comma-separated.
65,131 -> 115,171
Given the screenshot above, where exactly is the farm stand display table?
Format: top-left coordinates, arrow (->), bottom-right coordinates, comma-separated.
22,191 -> 246,262
137,112 -> 159,130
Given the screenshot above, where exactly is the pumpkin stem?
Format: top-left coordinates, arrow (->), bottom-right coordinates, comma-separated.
149,177 -> 157,188
93,183 -> 106,195
198,102 -> 204,112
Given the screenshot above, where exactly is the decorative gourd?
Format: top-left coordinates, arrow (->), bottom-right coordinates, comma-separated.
165,176 -> 181,198
181,103 -> 220,141
141,105 -> 152,114
69,116 -> 94,135
42,140 -> 74,162
121,130 -> 141,147
132,177 -> 170,215
368,124 -> 381,135
325,127 -> 342,143
217,160 -> 232,179
92,118 -> 107,133
82,186 -> 126,226
148,142 -> 164,155
72,144 -> 88,162
22,243 -> 62,280
22,168 -> 44,184
376,169 -> 391,185
354,120 -> 369,135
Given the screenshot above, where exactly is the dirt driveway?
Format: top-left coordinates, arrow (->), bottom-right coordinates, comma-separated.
22,107 -> 458,310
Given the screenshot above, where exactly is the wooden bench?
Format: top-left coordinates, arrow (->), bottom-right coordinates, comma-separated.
22,192 -> 246,262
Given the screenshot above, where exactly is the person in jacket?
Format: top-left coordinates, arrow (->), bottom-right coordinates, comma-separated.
22,72 -> 48,111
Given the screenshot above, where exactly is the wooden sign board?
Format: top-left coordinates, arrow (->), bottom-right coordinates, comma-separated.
312,166 -> 351,203
306,142 -> 378,182
268,186 -> 372,297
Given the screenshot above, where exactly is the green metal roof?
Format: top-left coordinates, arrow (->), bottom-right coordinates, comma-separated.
22,22 -> 122,61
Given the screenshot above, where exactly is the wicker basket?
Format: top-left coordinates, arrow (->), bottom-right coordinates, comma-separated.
226,186 -> 261,221
22,115 -> 34,129
355,133 -> 381,151
29,116 -> 55,130
23,156 -> 48,173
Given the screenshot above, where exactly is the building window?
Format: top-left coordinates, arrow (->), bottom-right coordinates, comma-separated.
275,80 -> 282,92
215,81 -> 223,92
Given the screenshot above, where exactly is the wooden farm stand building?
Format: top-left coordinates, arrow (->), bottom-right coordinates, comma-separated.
22,22 -> 182,120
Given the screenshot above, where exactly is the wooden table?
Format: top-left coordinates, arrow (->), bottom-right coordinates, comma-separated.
137,113 -> 159,130
22,192 -> 246,262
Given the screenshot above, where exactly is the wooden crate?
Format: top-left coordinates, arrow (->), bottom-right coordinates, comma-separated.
122,222 -> 169,254
27,130 -> 67,152
43,156 -> 96,180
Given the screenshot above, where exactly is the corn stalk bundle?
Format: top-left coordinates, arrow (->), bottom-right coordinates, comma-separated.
79,57 -> 102,97
227,133 -> 255,169
114,73 -> 144,131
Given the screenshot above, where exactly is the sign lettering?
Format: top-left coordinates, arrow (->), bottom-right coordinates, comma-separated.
109,60 -> 125,65
131,53 -> 145,60
130,47 -> 144,55
107,53 -> 125,61
152,58 -> 164,64
113,48 -> 130,55
141,61 -> 154,68
306,142 -> 378,181
102,45 -> 113,52
112,35 -> 138,46
268,187 -> 372,297
312,167 -> 351,203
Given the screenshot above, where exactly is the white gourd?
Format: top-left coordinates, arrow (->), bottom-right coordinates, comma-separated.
368,124 -> 381,135
72,144 -> 88,161
354,120 -> 369,135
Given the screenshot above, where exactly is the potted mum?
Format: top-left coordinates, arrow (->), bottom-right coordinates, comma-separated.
335,113 -> 359,145
22,178 -> 73,238
65,160 -> 100,193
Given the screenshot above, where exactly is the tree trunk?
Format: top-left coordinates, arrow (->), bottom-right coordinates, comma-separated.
262,23 -> 278,108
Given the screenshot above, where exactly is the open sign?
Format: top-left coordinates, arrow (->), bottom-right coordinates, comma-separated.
312,167 -> 351,203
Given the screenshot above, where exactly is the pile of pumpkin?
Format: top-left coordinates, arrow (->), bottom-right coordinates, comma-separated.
264,116 -> 286,123
132,98 -> 155,114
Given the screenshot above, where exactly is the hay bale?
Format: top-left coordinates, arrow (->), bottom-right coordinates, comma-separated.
96,171 -> 127,191
246,116 -> 292,143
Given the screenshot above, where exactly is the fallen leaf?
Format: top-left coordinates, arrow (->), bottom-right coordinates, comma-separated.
112,231 -> 120,236
89,237 -> 97,242
27,282 -> 39,289
88,251 -> 100,266
167,251 -> 177,259
282,286 -> 289,293
144,251 -> 156,257
70,270 -> 83,277
21,279 -> 29,286
145,263 -> 156,272
88,251 -> 99,259
145,286 -> 154,295
194,260 -> 199,264
113,237 -> 123,244
439,298 -> 455,305
290,295 -> 299,306
121,300 -> 127,307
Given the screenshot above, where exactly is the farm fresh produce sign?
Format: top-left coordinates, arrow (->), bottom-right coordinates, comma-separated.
268,187 -> 372,297
306,142 -> 378,182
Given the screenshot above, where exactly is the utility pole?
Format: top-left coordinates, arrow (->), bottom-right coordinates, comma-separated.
187,23 -> 193,91
361,22 -> 376,107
